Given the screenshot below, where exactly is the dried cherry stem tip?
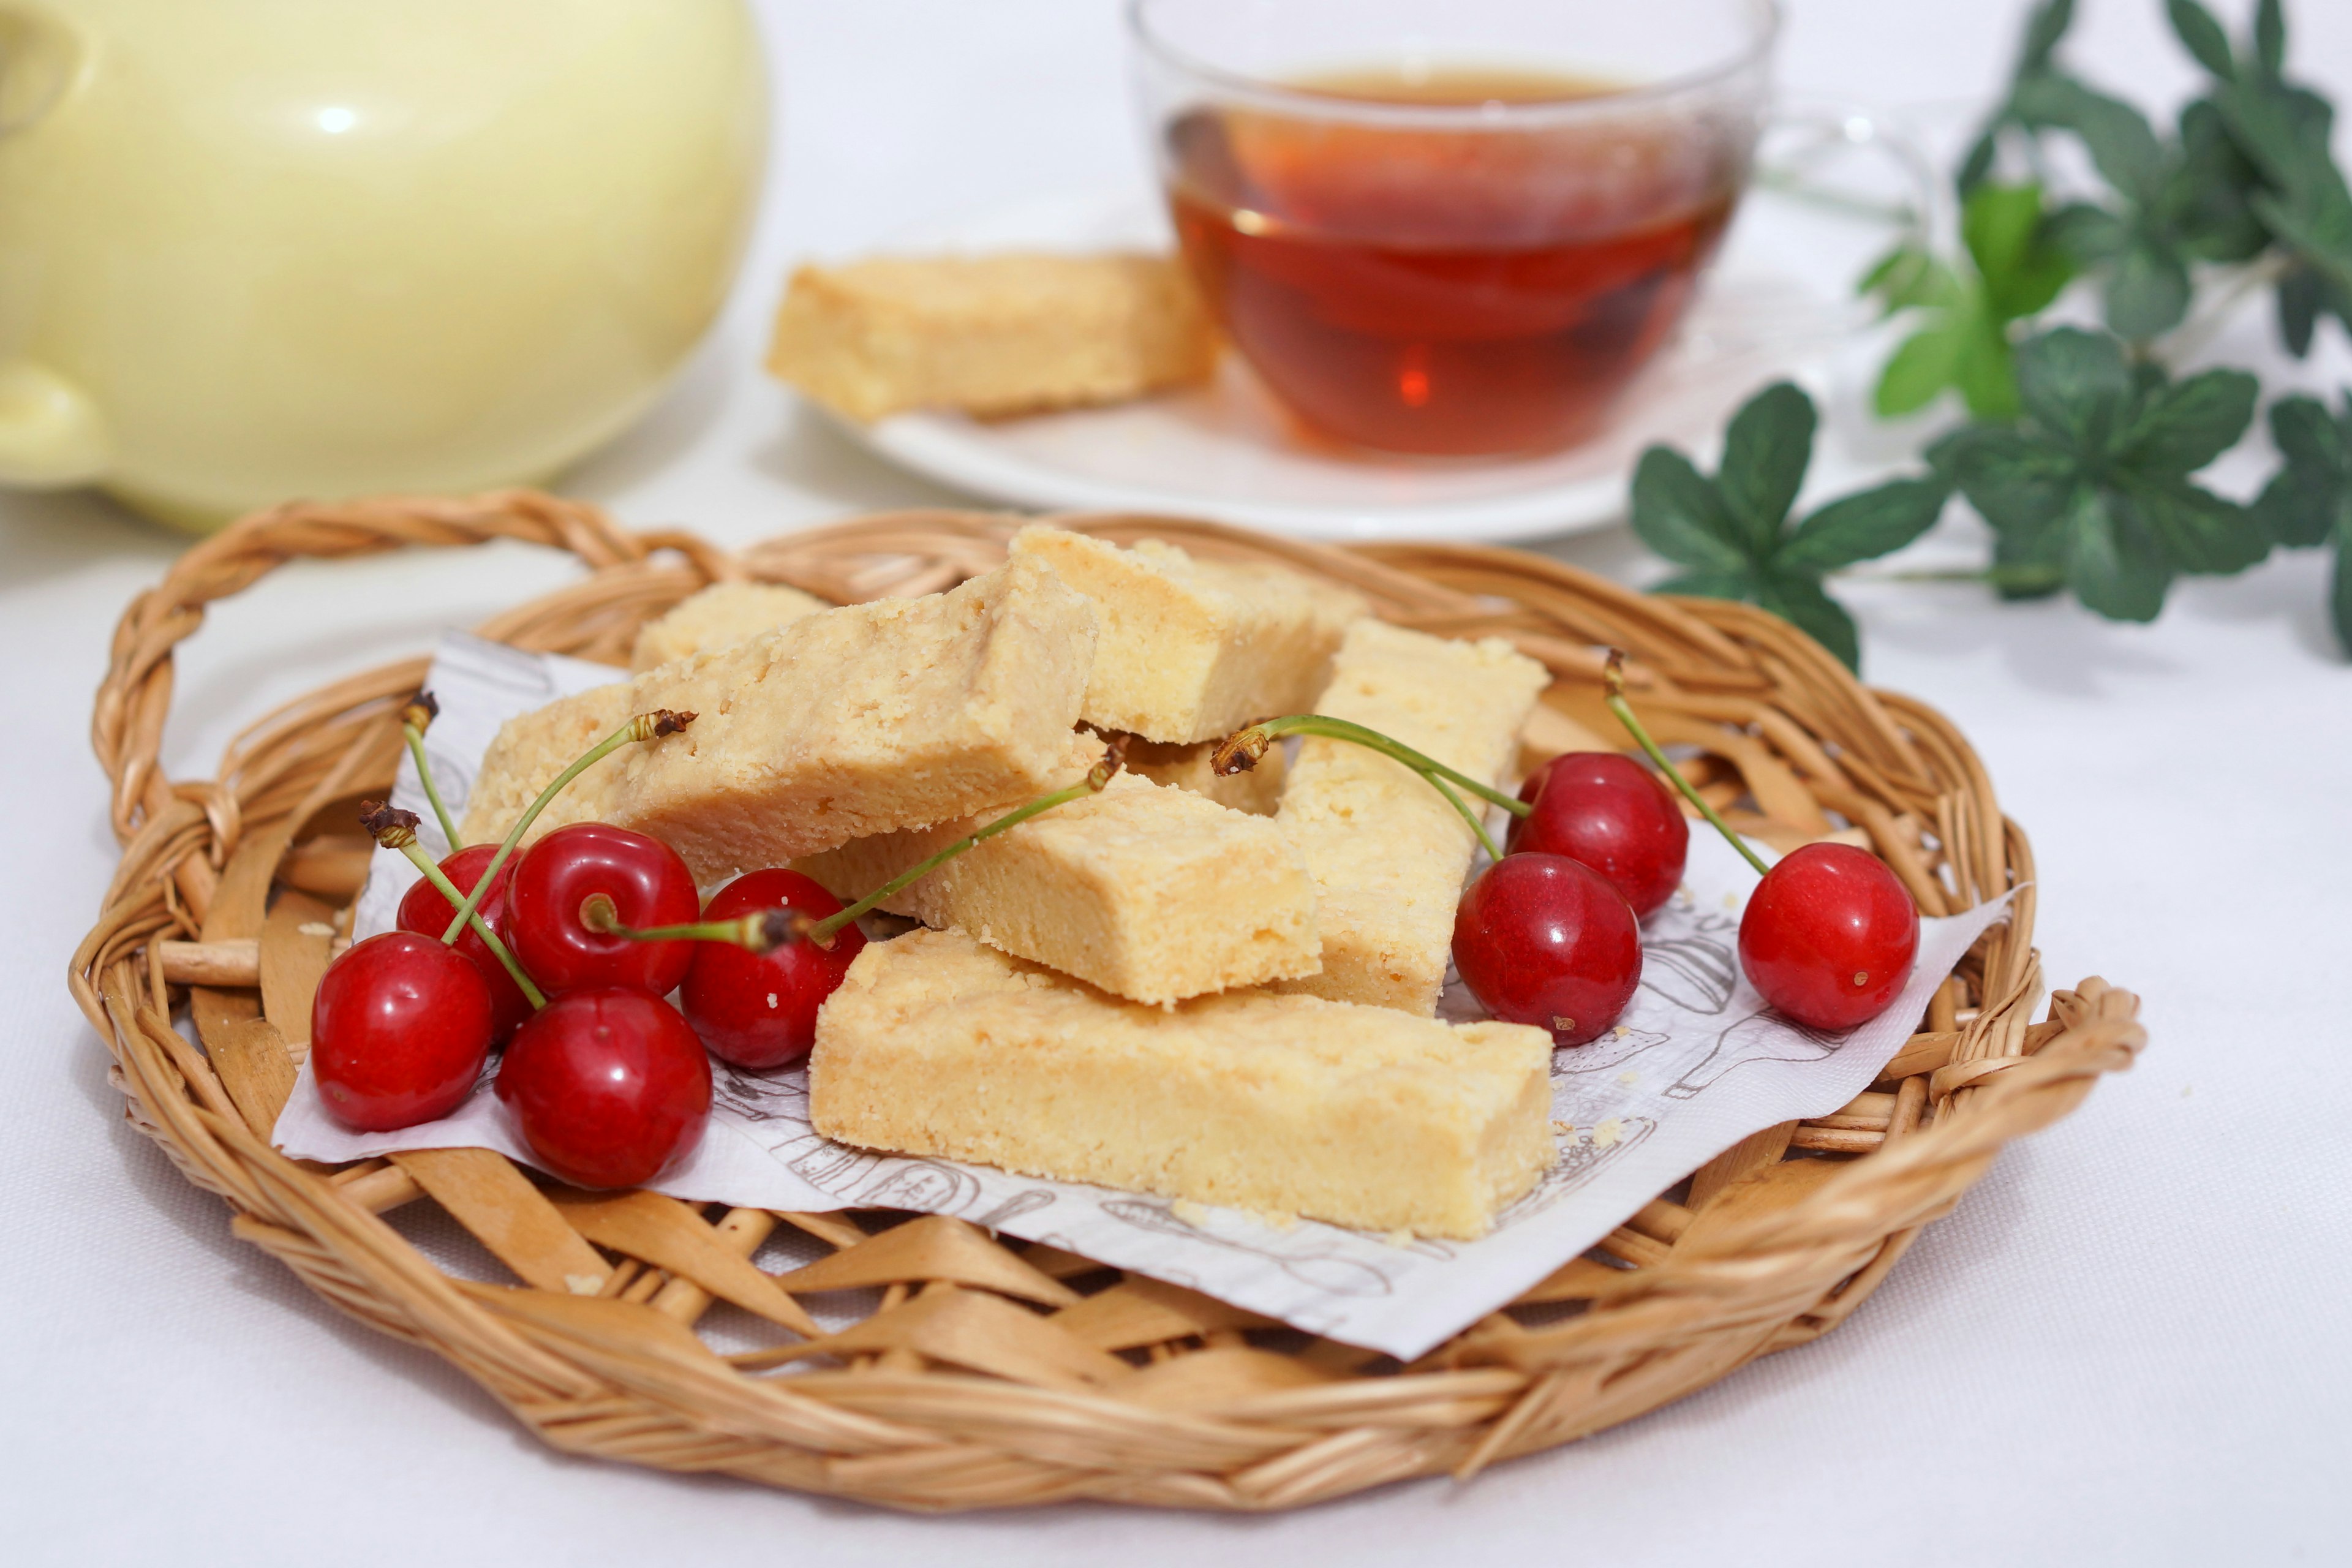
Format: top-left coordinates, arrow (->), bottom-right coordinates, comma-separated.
579,893 -> 791,954
360,801 -> 548,1008
802,741 -> 1129,948
399,689 -> 462,851
1600,650 -> 1771,878
1213,714 -> 1523,862
438,707 -> 699,945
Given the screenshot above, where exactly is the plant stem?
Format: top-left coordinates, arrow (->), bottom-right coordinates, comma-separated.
438,708 -> 696,945
402,723 -> 464,851
1833,564 -> 2065,592
1213,715 -> 1532,817
579,894 -> 787,954
803,747 -> 1126,947
1600,652 -> 1773,879
2157,251 -> 2294,367
1213,713 -> 1514,862
1430,775 -> 1504,864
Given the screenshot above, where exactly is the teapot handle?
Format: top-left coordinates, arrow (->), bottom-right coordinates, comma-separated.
0,358 -> 108,486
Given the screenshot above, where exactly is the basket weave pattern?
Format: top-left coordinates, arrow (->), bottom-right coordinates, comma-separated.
69,491 -> 2143,1512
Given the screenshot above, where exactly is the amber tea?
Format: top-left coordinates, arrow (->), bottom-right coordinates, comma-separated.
1165,66 -> 1746,456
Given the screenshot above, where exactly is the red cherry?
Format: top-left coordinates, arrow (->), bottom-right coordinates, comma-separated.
1508,752 -> 1689,918
1738,842 -> 1920,1031
311,932 -> 493,1131
496,987 -> 712,1188
1453,853 -> 1642,1047
680,869 -> 867,1069
396,843 -> 530,1042
506,823 -> 699,996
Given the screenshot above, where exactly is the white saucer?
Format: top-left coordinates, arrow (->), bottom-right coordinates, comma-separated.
827,191 -> 1865,543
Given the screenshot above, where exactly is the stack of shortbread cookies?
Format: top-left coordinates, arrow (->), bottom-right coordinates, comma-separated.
465,526 -> 1557,1238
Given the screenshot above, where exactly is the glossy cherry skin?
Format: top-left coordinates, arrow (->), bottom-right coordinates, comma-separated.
680,869 -> 867,1069
311,932 -> 493,1131
1453,853 -> 1643,1047
506,823 -> 699,997
1509,752 -> 1689,918
496,987 -> 712,1188
1738,842 -> 1920,1031
396,843 -> 530,1043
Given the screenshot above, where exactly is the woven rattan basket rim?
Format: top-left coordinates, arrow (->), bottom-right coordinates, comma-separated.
69,490 -> 2144,1512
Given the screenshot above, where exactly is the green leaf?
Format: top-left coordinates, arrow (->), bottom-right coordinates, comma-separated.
2255,394 -> 2352,548
2165,0 -> 2236,81
1962,183 -> 2079,317
2255,0 -> 2285,80
2061,489 -> 2174,620
2042,202 -> 2130,263
2103,241 -> 2193,341
1777,479 -> 1950,573
2171,100 -> 2270,262
1962,183 -> 2048,284
1859,246 -> 1962,314
1874,326 -> 1966,418
2012,77 -> 2166,197
2249,188 -> 2352,299
1716,382 -> 1816,548
1754,571 -> 1863,671
2020,0 -> 2076,72
1952,318 -> 2025,419
2013,328 -> 2133,447
2277,262 -> 2324,355
1939,426 -> 2081,541
2116,473 -> 2269,575
1629,447 -> 1747,571
2116,367 -> 2258,472
2269,393 -> 2350,472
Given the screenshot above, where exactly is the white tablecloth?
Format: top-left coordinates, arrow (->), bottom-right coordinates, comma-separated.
6,2 -> 2348,1562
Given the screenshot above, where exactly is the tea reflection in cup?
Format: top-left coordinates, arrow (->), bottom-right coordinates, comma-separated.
1130,0 -> 1777,458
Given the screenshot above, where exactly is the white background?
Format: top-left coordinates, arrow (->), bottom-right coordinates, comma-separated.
5,1 -> 2350,1562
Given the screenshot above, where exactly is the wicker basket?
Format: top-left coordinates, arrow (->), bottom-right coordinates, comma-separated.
68,491 -> 2143,1513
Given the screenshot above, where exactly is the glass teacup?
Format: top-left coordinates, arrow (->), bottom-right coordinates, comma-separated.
1130,0 -> 1779,457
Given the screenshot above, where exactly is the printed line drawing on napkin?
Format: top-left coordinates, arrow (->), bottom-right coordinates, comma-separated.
1101,1199 -> 1406,1298
1551,1027 -> 1670,1076
1637,917 -> 1741,1014
1667,1011 -> 1849,1099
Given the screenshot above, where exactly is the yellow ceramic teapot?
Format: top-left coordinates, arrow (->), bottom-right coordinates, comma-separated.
0,0 -> 766,529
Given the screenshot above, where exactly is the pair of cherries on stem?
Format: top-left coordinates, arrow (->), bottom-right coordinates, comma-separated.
1215,712 -> 1664,1046
1576,651 -> 1922,1033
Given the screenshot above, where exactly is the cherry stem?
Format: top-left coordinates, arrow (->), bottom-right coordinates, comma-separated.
1214,714 -> 1515,862
437,707 -> 696,946
578,894 -> 791,954
399,692 -> 464,852
802,742 -> 1129,948
1600,650 -> 1772,878
362,802 -> 548,1008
